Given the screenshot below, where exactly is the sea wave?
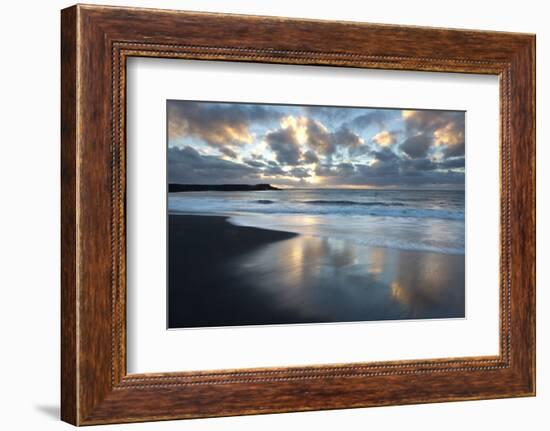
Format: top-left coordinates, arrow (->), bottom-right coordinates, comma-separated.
301,199 -> 405,207
228,214 -> 465,255
171,200 -> 464,221
253,206 -> 464,220
168,189 -> 464,254
254,199 -> 405,207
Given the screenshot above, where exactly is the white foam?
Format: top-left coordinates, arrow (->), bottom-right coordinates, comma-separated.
228,213 -> 465,255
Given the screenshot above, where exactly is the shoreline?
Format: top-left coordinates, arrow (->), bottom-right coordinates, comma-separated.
169,210 -> 465,256
168,214 -> 298,328
168,213 -> 465,329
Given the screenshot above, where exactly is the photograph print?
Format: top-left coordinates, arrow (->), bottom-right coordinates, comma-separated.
167,100 -> 465,329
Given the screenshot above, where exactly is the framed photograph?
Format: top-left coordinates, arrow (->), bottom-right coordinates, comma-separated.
165,100 -> 467,330
61,4 -> 535,425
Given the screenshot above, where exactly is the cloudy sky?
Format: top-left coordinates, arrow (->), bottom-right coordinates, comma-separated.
167,100 -> 465,189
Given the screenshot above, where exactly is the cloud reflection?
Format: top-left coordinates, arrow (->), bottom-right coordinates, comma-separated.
229,234 -> 465,323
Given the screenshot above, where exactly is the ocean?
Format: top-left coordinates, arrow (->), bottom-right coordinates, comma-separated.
168,188 -> 465,255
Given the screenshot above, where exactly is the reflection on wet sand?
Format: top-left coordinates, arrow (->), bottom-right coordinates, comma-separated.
168,214 -> 464,328
229,234 -> 465,323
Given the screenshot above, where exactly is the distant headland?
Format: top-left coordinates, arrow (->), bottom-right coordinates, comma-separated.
168,183 -> 281,192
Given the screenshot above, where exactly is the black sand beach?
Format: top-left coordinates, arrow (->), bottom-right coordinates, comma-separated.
168,214 -> 298,328
168,214 -> 465,329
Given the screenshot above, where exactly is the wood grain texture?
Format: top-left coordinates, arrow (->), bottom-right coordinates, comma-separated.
60,5 -> 78,425
60,4 -> 536,425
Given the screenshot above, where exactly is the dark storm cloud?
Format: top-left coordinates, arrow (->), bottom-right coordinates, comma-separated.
314,164 -> 338,177
289,167 -> 312,178
336,162 -> 356,176
266,119 -> 366,165
304,120 -> 366,158
360,158 -> 400,177
442,139 -> 465,158
168,145 -> 315,186
400,157 -> 438,175
312,143 -> 464,187
243,158 -> 267,168
400,156 -> 464,172
315,162 -> 360,178
400,133 -> 432,159
219,146 -> 238,159
306,119 -> 334,156
168,101 -> 281,148
369,147 -> 400,163
403,110 -> 465,158
404,110 -> 462,132
265,127 -> 302,165
317,160 -> 464,187
167,100 -> 465,188
349,110 -> 390,130
168,146 -> 259,184
303,150 -> 319,164
333,127 -> 364,152
264,164 -> 285,176
439,157 -> 465,169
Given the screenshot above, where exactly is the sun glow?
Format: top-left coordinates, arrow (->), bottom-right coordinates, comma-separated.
433,123 -> 463,146
372,130 -> 395,147
280,115 -> 309,145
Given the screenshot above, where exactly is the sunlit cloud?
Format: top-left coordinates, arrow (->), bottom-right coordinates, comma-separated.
167,101 -> 465,188
167,101 -> 279,148
372,131 -> 396,147
280,115 -> 309,145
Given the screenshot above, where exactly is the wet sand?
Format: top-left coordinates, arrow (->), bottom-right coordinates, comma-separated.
168,214 -> 465,329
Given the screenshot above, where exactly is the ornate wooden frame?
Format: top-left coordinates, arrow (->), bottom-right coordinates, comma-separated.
61,4 -> 535,425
